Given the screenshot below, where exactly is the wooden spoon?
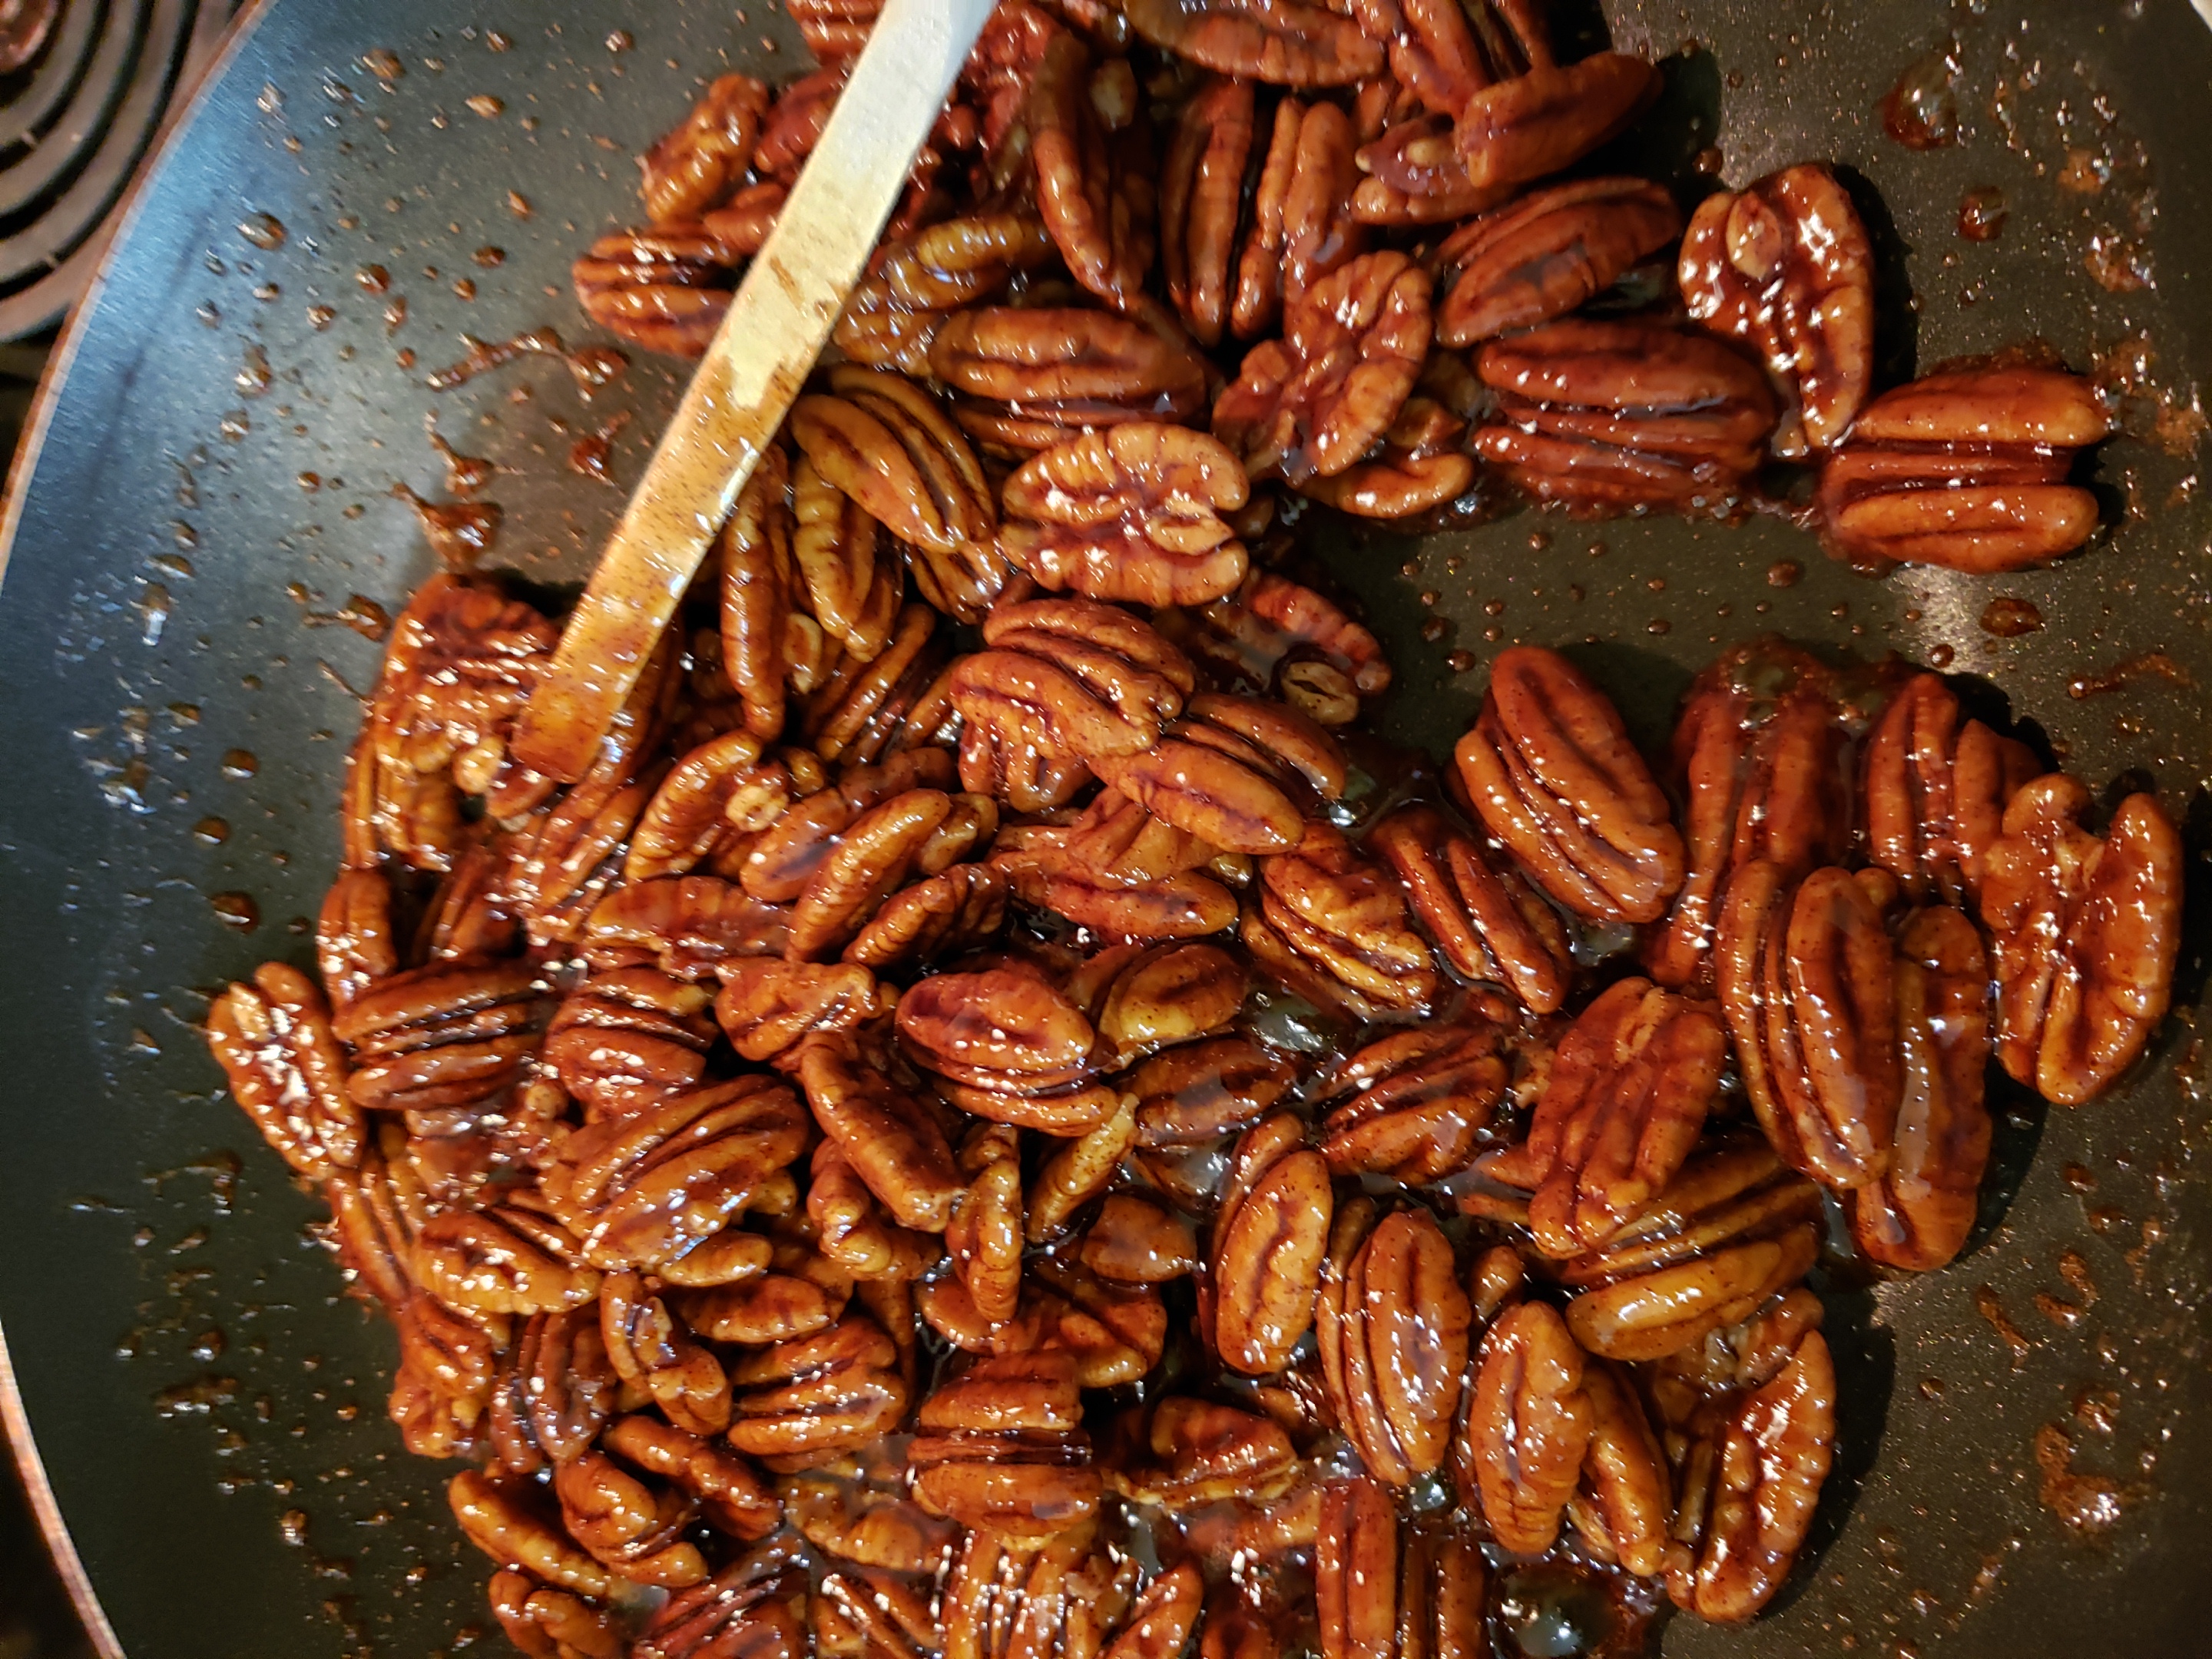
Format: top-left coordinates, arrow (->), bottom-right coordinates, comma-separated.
512,0 -> 1000,783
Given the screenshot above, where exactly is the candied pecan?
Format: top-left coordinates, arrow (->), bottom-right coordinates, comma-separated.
931,306 -> 1211,456
390,1296 -> 504,1459
417,1197 -> 601,1318
733,750 -> 956,901
947,1121 -> 1025,1323
790,452 -> 899,665
416,833 -> 522,964
626,730 -> 790,882
1001,424 -> 1251,608
937,1521 -> 1145,1659
1028,1095 -> 1141,1240
332,959 -> 544,1114
1862,671 -> 2041,907
1029,35 -> 1155,314
1850,906 -> 1991,1271
1568,1359 -> 1672,1576
1372,803 -> 1572,1012
1161,568 -> 1392,724
451,1470 -> 618,1600
899,966 -> 1119,1131
1666,1331 -> 1836,1621
488,1568 -> 625,1659
682,1234 -> 853,1345
910,1350 -> 1101,1538
488,1308 -> 617,1475
836,214 -> 1058,377
1434,177 -> 1681,348
803,602 -> 952,765
1681,164 -> 1873,456
1230,97 -> 1366,339
1121,0 -> 1383,86
1209,1114 -> 1333,1374
786,1470 -> 958,1571
1247,820 -> 1439,1015
720,445 -> 811,743
1214,250 -> 1433,484
606,1414 -> 780,1540
1349,0 -> 1504,115
1716,863 -> 1902,1190
1161,76 -> 1260,348
1296,392 -> 1479,519
1089,690 -> 1345,856
207,962 -> 363,1179
922,1258 -> 1167,1386
1472,318 -> 1779,515
634,1543 -> 808,1659
808,1141 -> 943,1283
1502,978 -> 1725,1257
554,1448 -> 710,1586
316,869 -> 399,1010
541,969 -> 717,1118
1816,366 -> 2112,571
1645,643 -> 1856,991
573,225 -> 747,356
1080,1192 -> 1200,1283
1072,940 -> 1246,1061
952,594 -> 1196,774
538,1076 -> 807,1273
1320,1017 -> 1510,1184
795,1033 -> 965,1230
1108,1396 -> 1300,1509
1100,1564 -> 1205,1659
714,959 -> 888,1065
1980,777 -> 2182,1105
1454,644 -> 1686,924
784,787 -> 989,960
582,876 -> 793,979
1316,1203 -> 1470,1485
1350,112 -> 1495,226
641,75 -> 770,224
1461,1300 -> 1592,1555
1452,45 -> 1656,197
757,65 -> 847,179
1551,1142 -> 1822,1362
1315,1479 -> 1485,1659
1128,1034 -> 1297,1147
728,1316 -> 909,1472
994,790 -> 1238,939
846,864 -> 1010,969
324,1127 -> 429,1311
790,366 -> 1005,623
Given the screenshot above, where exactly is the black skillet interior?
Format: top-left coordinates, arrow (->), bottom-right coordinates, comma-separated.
0,2 -> 2205,1656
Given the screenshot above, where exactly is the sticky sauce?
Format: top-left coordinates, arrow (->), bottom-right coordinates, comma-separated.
1882,41 -> 1962,150
1978,597 -> 2042,637
2065,650 -> 2192,700
392,485 -> 502,569
568,410 -> 632,484
1957,186 -> 2008,241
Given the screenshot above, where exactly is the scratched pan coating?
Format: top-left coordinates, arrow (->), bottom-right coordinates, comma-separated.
0,2 -> 2202,1656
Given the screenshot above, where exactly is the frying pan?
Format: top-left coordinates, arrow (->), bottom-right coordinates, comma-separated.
0,2 -> 2204,1655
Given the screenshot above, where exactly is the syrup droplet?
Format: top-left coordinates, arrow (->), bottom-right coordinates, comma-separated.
392,484 -> 502,569
1883,42 -> 1962,150
1979,596 -> 2043,637
220,749 -> 258,779
237,213 -> 286,251
1958,185 -> 2008,241
1766,558 -> 1802,588
210,892 -> 260,932
568,409 -> 632,485
191,816 -> 230,845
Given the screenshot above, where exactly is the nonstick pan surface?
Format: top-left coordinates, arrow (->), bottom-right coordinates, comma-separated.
0,2 -> 2205,1655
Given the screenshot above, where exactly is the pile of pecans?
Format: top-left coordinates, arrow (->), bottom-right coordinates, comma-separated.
205,2 -> 2186,1657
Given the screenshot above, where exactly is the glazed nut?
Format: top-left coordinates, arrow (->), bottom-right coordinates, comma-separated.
581,874 -> 794,980
1645,642 -> 1853,992
713,959 -> 888,1066
633,1545 -> 807,1659
1121,0 -> 1384,86
1091,691 -> 1345,858
1209,1114 -> 1333,1375
1471,317 -> 1779,515
641,74 -> 770,224
1715,864 -> 1902,1190
1247,821 -> 1440,1018
1979,777 -> 2182,1106
207,962 -> 364,1180
450,1469 -> 617,1601
1316,1204 -> 1471,1485
1108,1396 -> 1300,1509
1435,177 -> 1681,348
1462,1300 -> 1594,1555
929,306 -> 1210,455
1075,939 -> 1247,1061
1455,645 -> 1687,924
1080,1192 -> 1200,1283
946,1121 -> 1024,1324
1315,1478 -> 1486,1659
1516,977 -> 1727,1257
541,968 -> 717,1118
1224,94 -> 1368,342
1679,163 -> 1874,455
416,1200 -> 601,1319
488,1308 -> 617,1475
316,868 -> 399,1009
727,1316 -> 908,1472
487,1568 -> 626,1659
554,1448 -> 709,1586
1371,803 -> 1573,1013
1214,250 -> 1434,484
896,967 -> 1120,1132
794,1033 -> 965,1232
1028,33 -> 1155,315
1574,1359 -> 1674,1577
1815,366 -> 2112,572
1861,671 -> 2042,907
950,594 -> 1197,772
1452,50 -> 1657,197
909,1350 -> 1101,1539
992,790 -> 1240,941
1320,1018 -> 1510,1184
572,225 -> 747,356
1126,1034 -> 1298,1147
601,1271 -> 732,1437
784,1472 -> 958,1571
999,423 -> 1251,608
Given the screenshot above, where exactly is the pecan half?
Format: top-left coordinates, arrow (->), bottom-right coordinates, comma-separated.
1161,76 -> 1260,348
1861,671 -> 2041,907
333,958 -> 545,1114
1434,177 -> 1681,347
727,1316 -> 909,1472
1209,1114 -> 1333,1374
606,1414 -> 780,1540
994,789 -> 1239,939
1644,642 -> 1855,991
784,787 -> 990,961
899,966 -> 1119,1132
714,959 -> 889,1066
1316,1203 -> 1470,1485
785,1469 -> 957,1571
1161,568 -> 1393,724
1319,1017 -> 1511,1184
488,1568 -> 624,1659
733,750 -> 955,902
1816,366 -> 2112,571
1001,423 -> 1251,607
634,1544 -> 806,1659
1980,777 -> 2182,1105
1296,392 -> 1479,520
1472,318 -> 1779,515
1454,645 -> 1686,924
836,213 -> 1058,377
1121,0 -> 1385,87
451,1471 -> 618,1601
786,0 -> 878,58
1716,863 -> 1902,1190
1508,977 -> 1726,1256
573,226 -> 750,356
1571,1359 -> 1671,1576
417,1198 -> 601,1319
1231,96 -> 1367,339
1214,250 -> 1433,484
554,1447 -> 710,1587
581,876 -> 793,979
1681,164 -> 1874,455
930,306 -> 1211,456
1108,1396 -> 1300,1509
1552,1142 -> 1823,1362
1316,1479 -> 1485,1659
1666,1331 -> 1836,1622
795,1033 -> 965,1232
1128,1034 -> 1298,1147
1030,35 -> 1156,314
1453,48 -> 1656,198
641,75 -> 770,224
207,962 -> 363,1179
1073,940 -> 1247,1061
952,594 -> 1197,773
1245,821 -> 1440,1017
626,730 -> 790,882
1089,690 -> 1343,856
488,1308 -> 616,1475
1080,1192 -> 1200,1283
947,1121 -> 1025,1323
1851,906 -> 1992,1271
1371,803 -> 1572,1012
541,969 -> 717,1118
1351,111 -> 1496,226
316,869 -> 399,1010
909,1350 -> 1101,1539
1461,1300 -> 1593,1555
